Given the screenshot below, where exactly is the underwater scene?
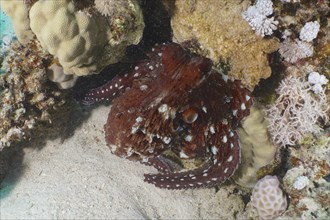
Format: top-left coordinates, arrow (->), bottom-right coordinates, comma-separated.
0,0 -> 329,219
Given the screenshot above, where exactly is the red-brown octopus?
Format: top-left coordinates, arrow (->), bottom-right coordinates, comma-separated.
83,43 -> 253,189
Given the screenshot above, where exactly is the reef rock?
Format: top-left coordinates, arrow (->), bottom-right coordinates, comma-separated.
171,0 -> 279,90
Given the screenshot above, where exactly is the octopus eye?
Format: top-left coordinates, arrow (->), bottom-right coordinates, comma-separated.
182,108 -> 198,124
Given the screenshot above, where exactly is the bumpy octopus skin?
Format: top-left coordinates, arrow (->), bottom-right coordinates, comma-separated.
83,43 -> 253,189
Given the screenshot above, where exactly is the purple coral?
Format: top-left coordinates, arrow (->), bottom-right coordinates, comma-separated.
265,75 -> 328,146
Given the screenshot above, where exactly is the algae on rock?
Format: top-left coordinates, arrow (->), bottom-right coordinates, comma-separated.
171,0 -> 279,90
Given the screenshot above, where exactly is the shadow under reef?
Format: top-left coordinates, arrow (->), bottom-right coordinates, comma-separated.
0,0 -> 174,193
0,94 -> 93,197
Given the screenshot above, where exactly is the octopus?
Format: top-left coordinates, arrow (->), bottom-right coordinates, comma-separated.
83,43 -> 253,189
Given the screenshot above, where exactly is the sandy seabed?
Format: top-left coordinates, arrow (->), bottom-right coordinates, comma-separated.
0,105 -> 244,219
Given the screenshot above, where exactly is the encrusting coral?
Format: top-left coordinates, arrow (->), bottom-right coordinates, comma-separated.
0,41 -> 67,149
171,0 -> 279,90
233,106 -> 278,188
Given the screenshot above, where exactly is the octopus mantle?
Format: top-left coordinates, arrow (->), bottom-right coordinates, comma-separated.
83,43 -> 253,189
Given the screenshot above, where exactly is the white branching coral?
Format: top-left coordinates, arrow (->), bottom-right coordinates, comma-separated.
279,21 -> 320,63
299,21 -> 320,42
265,75 -> 329,146
278,39 -> 313,63
242,0 -> 278,37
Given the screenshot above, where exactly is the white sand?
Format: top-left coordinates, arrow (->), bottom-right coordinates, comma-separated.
0,105 -> 244,219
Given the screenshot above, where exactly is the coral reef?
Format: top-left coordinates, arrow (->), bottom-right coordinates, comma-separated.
234,106 -> 278,188
2,0 -> 144,77
242,0 -> 279,37
278,21 -> 320,63
0,0 -> 34,44
280,134 -> 330,219
265,69 -> 329,147
171,0 -> 279,90
251,175 -> 288,220
46,63 -> 79,89
0,41 -> 67,149
29,0 -> 144,76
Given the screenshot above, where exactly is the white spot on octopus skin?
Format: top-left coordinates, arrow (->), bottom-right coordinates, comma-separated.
211,178 -> 217,181
229,131 -> 234,137
211,146 -> 218,155
115,83 -> 118,88
101,90 -> 104,93
222,135 -> 228,143
158,52 -> 162,57
179,151 -> 189,159
135,117 -> 143,123
232,110 -> 238,116
110,86 -> 113,89
134,73 -> 139,77
209,125 -> 216,134
158,104 -> 168,113
162,137 -> 171,144
124,74 -> 128,77
230,143 -> 234,149
241,103 -> 246,110
185,135 -> 193,142
148,65 -> 154,70
140,85 -> 148,91
245,95 -> 251,101
135,66 -> 139,70
227,155 -> 233,162
224,168 -> 229,173
203,173 -> 208,177
202,107 -> 207,113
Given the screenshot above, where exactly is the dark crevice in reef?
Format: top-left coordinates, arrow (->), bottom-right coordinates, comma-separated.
73,0 -> 173,104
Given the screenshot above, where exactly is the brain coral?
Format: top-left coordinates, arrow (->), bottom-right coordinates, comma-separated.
29,0 -> 144,76
252,175 -> 287,220
171,0 -> 279,90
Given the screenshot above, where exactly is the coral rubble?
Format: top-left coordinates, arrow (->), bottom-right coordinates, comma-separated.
0,41 -> 67,149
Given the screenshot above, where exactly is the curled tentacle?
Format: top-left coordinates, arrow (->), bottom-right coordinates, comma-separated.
144,131 -> 240,189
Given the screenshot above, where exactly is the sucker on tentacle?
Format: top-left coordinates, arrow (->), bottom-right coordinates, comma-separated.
83,42 -> 253,189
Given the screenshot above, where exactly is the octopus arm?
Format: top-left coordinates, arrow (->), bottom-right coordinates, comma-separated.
144,132 -> 241,189
82,60 -> 157,105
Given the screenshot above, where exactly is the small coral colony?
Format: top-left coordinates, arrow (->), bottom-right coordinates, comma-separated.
0,0 -> 329,219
